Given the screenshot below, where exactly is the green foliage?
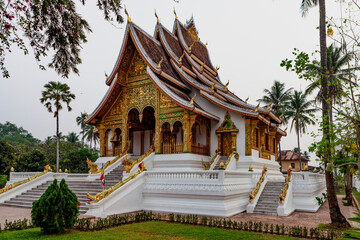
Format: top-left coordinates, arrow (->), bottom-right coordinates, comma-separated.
0,140 -> 17,175
31,179 -> 79,233
316,197 -> 324,206
62,148 -> 98,173
0,175 -> 7,188
16,150 -> 47,172
3,218 -> 33,231
0,122 -> 40,146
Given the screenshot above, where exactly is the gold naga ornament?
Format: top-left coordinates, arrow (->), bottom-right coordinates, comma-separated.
266,103 -> 272,110
215,66 -> 220,73
155,10 -> 160,24
173,8 -> 178,20
189,93 -> 196,105
105,72 -> 109,80
157,57 -> 163,69
254,103 -> 260,112
178,52 -> 185,63
245,97 -> 249,103
125,7 -> 131,23
224,80 -> 229,90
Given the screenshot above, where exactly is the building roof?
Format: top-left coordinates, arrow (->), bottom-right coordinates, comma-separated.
277,150 -> 310,162
86,15 -> 286,134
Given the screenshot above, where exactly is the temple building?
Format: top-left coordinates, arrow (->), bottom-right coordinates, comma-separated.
86,13 -> 286,175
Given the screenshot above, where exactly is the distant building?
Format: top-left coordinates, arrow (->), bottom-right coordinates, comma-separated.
277,150 -> 309,172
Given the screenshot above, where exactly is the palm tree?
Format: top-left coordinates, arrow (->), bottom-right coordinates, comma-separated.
301,0 -> 350,227
82,124 -> 94,149
66,132 -> 79,143
76,112 -> 88,146
284,91 -> 317,171
258,80 -> 293,118
40,81 -> 75,172
258,80 -> 292,172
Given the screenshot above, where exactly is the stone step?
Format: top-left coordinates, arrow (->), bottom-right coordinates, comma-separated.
253,210 -> 277,216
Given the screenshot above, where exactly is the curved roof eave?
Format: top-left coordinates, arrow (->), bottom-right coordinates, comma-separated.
147,66 -> 219,122
105,24 -> 131,86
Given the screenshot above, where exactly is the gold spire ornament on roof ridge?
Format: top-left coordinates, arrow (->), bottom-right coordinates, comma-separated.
173,8 -> 178,20
178,52 -> 184,62
266,103 -> 272,110
189,93 -> 196,105
155,10 -> 160,23
254,103 -> 260,112
157,57 -> 163,69
224,80 -> 229,89
105,71 -> 109,80
205,41 -> 208,48
245,97 -> 249,103
124,7 -> 131,23
215,66 -> 220,73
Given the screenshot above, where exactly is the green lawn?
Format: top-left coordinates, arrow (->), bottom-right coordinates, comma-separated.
0,221 -> 302,240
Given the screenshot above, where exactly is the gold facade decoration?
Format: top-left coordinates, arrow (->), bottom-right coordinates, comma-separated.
216,112 -> 239,155
126,83 -> 157,112
127,51 -> 147,78
160,92 -> 178,109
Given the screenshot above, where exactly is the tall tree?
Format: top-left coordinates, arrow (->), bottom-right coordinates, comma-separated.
66,132 -> 79,144
1,0 -> 124,78
76,112 -> 87,146
258,80 -> 292,171
40,81 -> 75,172
284,90 -> 316,171
301,0 -> 351,227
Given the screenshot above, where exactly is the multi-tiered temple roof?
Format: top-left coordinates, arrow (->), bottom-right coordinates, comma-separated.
86,14 -> 285,136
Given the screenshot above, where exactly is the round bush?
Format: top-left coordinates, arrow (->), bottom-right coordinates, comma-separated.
31,178 -> 79,233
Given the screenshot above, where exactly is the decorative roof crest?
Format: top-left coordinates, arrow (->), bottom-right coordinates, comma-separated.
155,10 -> 160,23
173,8 -> 178,20
157,57 -> 164,69
224,80 -> 229,90
245,97 -> 249,103
125,7 -> 131,23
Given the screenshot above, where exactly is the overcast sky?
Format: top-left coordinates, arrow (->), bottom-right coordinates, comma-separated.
0,0 -> 344,166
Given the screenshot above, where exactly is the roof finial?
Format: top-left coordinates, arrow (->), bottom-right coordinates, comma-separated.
178,52 -> 184,62
155,9 -> 160,24
188,41 -> 195,51
266,103 -> 272,110
215,66 -> 220,73
284,127 -> 288,133
125,7 -> 131,23
105,71 -> 109,80
157,57 -> 163,69
245,97 -> 249,103
211,83 -> 215,91
205,41 -> 208,48
224,80 -> 229,89
254,103 -> 260,112
173,8 -> 178,20
279,113 -> 284,120
189,93 -> 196,105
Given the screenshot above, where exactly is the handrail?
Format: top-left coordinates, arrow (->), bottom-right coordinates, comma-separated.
87,151 -> 127,174
249,166 -> 267,202
123,146 -> 154,173
279,168 -> 292,203
87,166 -> 146,203
224,152 -> 235,169
203,152 -> 220,170
0,171 -> 48,195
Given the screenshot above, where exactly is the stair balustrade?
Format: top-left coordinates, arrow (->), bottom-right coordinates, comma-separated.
248,165 -> 267,202
279,168 -> 292,203
0,171 -> 49,195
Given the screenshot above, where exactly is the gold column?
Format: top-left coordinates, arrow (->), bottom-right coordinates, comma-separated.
183,110 -> 191,153
217,133 -> 222,154
245,118 -> 251,155
98,124 -> 105,157
231,132 -> 237,152
155,91 -> 161,153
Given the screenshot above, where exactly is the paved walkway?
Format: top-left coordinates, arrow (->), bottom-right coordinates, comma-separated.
0,195 -> 359,228
230,196 -> 360,228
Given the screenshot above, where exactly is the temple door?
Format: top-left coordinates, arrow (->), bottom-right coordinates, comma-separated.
221,133 -> 232,156
163,132 -> 171,154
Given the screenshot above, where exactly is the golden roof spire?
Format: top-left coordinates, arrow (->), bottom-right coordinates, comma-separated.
173,8 -> 178,20
254,103 -> 260,112
205,41 -> 208,48
157,57 -> 163,69
215,65 -> 220,73
266,103 -> 272,110
245,97 -> 249,103
224,80 -> 229,90
189,93 -> 196,105
155,10 -> 160,23
178,52 -> 184,62
105,71 -> 109,80
124,7 -> 131,23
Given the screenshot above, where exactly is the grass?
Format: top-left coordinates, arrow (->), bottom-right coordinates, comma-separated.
0,221 -> 302,240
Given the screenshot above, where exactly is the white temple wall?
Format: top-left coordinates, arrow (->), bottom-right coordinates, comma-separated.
133,131 -> 141,155
191,89 -> 246,157
144,130 -> 151,153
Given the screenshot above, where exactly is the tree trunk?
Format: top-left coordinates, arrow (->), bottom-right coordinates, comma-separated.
297,128 -> 302,171
279,142 -> 282,173
319,0 -> 350,227
345,168 -> 353,206
56,112 -> 59,173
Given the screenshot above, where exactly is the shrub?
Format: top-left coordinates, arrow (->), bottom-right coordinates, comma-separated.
31,179 -> 79,233
0,175 -> 7,188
